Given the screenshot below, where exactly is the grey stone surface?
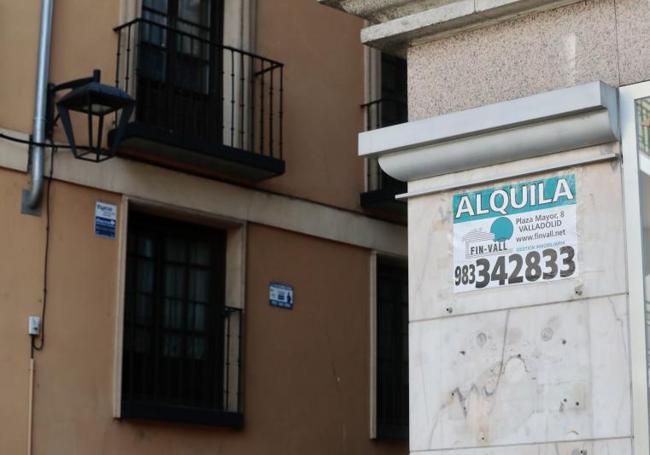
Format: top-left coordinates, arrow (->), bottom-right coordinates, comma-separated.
360,0 -> 586,51
323,0 -> 650,109
407,0 -> 621,119
616,0 -> 650,85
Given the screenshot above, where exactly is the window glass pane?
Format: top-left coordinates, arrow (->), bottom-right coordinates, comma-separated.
144,0 -> 168,13
190,241 -> 211,265
163,333 -> 182,357
378,280 -> 395,300
139,37 -> 167,82
137,236 -> 155,258
178,0 -> 210,27
136,293 -> 154,325
127,234 -> 137,253
143,0 -> 168,26
187,335 -> 206,359
188,302 -> 206,331
135,328 -> 151,353
163,298 -> 183,329
176,0 -> 211,68
400,280 -> 408,302
137,259 -> 155,293
380,54 -> 408,128
189,269 -> 210,302
141,0 -> 167,71
165,237 -> 186,262
381,54 -> 407,100
164,265 -> 185,298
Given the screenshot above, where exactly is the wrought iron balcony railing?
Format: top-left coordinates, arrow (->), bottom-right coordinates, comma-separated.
362,98 -> 407,132
112,18 -> 284,181
361,98 -> 407,218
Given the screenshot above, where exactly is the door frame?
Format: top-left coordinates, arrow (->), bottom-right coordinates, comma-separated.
620,80 -> 650,455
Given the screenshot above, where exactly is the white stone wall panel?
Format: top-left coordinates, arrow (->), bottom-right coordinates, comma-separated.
409,296 -> 631,451
416,438 -> 631,454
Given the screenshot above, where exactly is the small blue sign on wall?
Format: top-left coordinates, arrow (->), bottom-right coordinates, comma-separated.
95,201 -> 117,239
269,282 -> 293,310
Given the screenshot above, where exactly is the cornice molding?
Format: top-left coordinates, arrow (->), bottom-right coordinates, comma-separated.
358,81 -> 620,182
318,0 -> 444,23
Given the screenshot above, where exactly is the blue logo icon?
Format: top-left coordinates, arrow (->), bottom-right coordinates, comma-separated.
490,217 -> 514,241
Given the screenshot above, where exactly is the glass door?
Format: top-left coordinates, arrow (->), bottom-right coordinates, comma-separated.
620,81 -> 650,454
138,0 -> 224,143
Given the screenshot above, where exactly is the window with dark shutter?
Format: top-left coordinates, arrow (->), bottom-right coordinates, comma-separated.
376,256 -> 409,439
121,211 -> 242,427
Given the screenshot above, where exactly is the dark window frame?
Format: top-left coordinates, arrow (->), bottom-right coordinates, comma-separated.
376,255 -> 409,440
379,53 -> 407,128
361,53 -> 408,218
121,210 -> 243,427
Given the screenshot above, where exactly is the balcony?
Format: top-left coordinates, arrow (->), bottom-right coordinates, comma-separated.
110,18 -> 285,182
361,98 -> 407,220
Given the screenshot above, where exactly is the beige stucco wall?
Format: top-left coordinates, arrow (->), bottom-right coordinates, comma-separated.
255,0 -> 366,210
0,166 -> 406,454
407,0 -> 650,120
0,168 -> 123,454
0,0 -> 122,133
0,170 -> 45,455
242,224 -> 406,455
0,0 -> 43,133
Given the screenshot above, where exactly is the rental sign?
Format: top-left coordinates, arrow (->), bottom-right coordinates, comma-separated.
452,174 -> 578,293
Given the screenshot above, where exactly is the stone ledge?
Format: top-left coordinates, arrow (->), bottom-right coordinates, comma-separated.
320,0 -> 586,52
318,0 -> 448,23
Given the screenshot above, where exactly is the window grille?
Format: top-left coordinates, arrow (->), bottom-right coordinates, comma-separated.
376,256 -> 409,439
122,211 -> 242,426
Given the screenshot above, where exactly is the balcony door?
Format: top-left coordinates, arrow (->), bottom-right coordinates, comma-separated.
138,0 -> 225,143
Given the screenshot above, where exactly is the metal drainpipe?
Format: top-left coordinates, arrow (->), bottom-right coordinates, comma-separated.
22,0 -> 54,214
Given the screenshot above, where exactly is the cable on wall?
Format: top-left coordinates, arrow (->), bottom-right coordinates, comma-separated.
1,129 -> 95,354
0,132 -> 88,151
26,142 -> 56,455
31,144 -> 56,353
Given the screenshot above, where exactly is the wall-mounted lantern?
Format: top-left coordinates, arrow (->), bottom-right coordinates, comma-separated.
14,68 -> 136,214
47,69 -> 134,162
13,0 -> 137,214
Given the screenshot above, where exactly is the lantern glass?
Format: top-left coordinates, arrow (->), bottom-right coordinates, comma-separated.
56,81 -> 134,162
